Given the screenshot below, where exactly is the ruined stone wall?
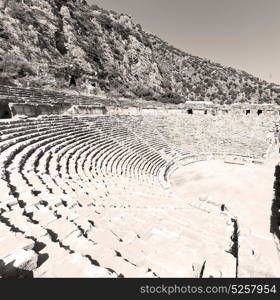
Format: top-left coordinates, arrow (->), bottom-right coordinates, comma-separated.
9,103 -> 72,118
106,103 -> 279,117
66,105 -> 107,116
4,94 -> 280,119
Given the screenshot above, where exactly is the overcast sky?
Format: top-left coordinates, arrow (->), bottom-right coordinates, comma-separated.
89,0 -> 280,84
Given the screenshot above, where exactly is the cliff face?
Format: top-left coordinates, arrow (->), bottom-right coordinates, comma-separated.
0,0 -> 280,104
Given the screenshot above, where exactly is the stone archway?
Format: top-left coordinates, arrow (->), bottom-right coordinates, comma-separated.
0,103 -> 12,119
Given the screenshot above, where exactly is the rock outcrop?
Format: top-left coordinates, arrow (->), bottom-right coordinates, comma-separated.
0,0 -> 280,104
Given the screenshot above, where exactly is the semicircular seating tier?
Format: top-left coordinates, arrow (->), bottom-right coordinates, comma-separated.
0,103 -> 278,277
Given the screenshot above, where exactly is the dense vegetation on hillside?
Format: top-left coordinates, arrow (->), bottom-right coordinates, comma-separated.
0,0 -> 280,104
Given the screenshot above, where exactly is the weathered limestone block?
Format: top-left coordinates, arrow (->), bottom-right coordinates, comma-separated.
1,249 -> 38,277
0,235 -> 34,259
201,252 -> 236,278
238,234 -> 277,278
37,253 -> 117,278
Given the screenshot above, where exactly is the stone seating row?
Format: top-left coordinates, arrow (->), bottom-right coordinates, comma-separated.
1,113 -> 277,277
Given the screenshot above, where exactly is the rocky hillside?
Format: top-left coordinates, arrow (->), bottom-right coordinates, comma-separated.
1,0 -> 280,104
